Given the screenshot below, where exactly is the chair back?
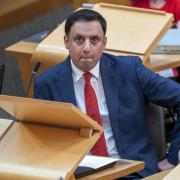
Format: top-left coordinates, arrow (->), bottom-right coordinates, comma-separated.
147,103 -> 166,161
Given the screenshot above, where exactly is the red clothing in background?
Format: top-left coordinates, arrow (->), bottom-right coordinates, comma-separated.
132,0 -> 180,22
132,0 -> 180,78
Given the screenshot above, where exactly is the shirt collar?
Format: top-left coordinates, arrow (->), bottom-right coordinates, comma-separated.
71,60 -> 100,83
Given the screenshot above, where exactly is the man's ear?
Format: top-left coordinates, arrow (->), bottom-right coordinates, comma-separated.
64,35 -> 69,49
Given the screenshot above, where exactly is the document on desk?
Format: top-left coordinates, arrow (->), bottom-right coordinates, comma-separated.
74,155 -> 130,178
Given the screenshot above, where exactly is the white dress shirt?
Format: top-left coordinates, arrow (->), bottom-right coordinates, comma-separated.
71,60 -> 120,158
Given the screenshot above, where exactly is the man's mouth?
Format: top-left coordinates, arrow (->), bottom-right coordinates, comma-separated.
81,57 -> 92,59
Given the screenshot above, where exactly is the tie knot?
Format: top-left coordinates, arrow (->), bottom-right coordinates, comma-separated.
83,72 -> 92,83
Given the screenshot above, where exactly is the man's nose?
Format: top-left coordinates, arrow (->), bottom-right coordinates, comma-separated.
83,39 -> 91,52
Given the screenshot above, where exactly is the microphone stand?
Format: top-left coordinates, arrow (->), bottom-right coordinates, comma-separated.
0,64 -> 5,94
25,62 -> 41,97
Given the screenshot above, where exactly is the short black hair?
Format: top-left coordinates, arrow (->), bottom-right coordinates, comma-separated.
65,9 -> 107,35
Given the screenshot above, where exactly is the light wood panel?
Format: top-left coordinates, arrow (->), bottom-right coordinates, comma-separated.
0,95 -> 103,133
143,169 -> 172,180
0,122 -> 99,179
147,54 -> 180,72
29,2 -> 173,70
93,3 -> 173,60
163,164 -> 180,180
0,118 -> 13,138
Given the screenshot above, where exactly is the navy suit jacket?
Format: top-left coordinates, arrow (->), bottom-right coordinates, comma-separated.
34,53 -> 180,177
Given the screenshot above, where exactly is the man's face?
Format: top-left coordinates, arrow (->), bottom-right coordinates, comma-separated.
64,20 -> 107,72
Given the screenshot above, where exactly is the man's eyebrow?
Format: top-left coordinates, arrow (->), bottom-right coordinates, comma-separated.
73,33 -> 101,37
91,35 -> 100,38
73,33 -> 84,37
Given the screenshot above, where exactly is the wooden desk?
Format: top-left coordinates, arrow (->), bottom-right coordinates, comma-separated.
77,159 -> 144,180
5,41 -> 180,96
143,164 -> 180,180
0,0 -> 68,31
163,164 -> 180,180
146,54 -> 180,72
5,42 -> 38,96
0,117 -> 144,180
143,169 -> 172,180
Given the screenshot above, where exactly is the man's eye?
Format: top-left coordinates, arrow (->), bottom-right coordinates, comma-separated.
75,37 -> 84,44
91,37 -> 99,44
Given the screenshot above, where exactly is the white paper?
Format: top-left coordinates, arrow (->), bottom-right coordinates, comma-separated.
79,155 -> 119,169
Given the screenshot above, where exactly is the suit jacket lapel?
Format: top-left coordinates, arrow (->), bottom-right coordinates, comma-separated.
56,57 -> 77,106
100,54 -> 121,148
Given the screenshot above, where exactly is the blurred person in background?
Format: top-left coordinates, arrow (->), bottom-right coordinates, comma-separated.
132,0 -> 180,79
131,0 -> 180,28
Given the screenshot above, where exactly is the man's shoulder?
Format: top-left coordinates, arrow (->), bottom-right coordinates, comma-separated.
102,52 -> 142,67
35,58 -> 70,85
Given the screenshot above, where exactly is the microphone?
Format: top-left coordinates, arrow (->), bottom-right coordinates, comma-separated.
0,64 -> 5,94
26,62 -> 41,97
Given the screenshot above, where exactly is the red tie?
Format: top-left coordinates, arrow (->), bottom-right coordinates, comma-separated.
84,72 -> 109,156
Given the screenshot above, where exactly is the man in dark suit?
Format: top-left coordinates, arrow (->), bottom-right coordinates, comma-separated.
34,9 -> 180,178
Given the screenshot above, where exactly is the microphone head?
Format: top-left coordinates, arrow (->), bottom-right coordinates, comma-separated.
26,62 -> 41,97
32,62 -> 41,74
